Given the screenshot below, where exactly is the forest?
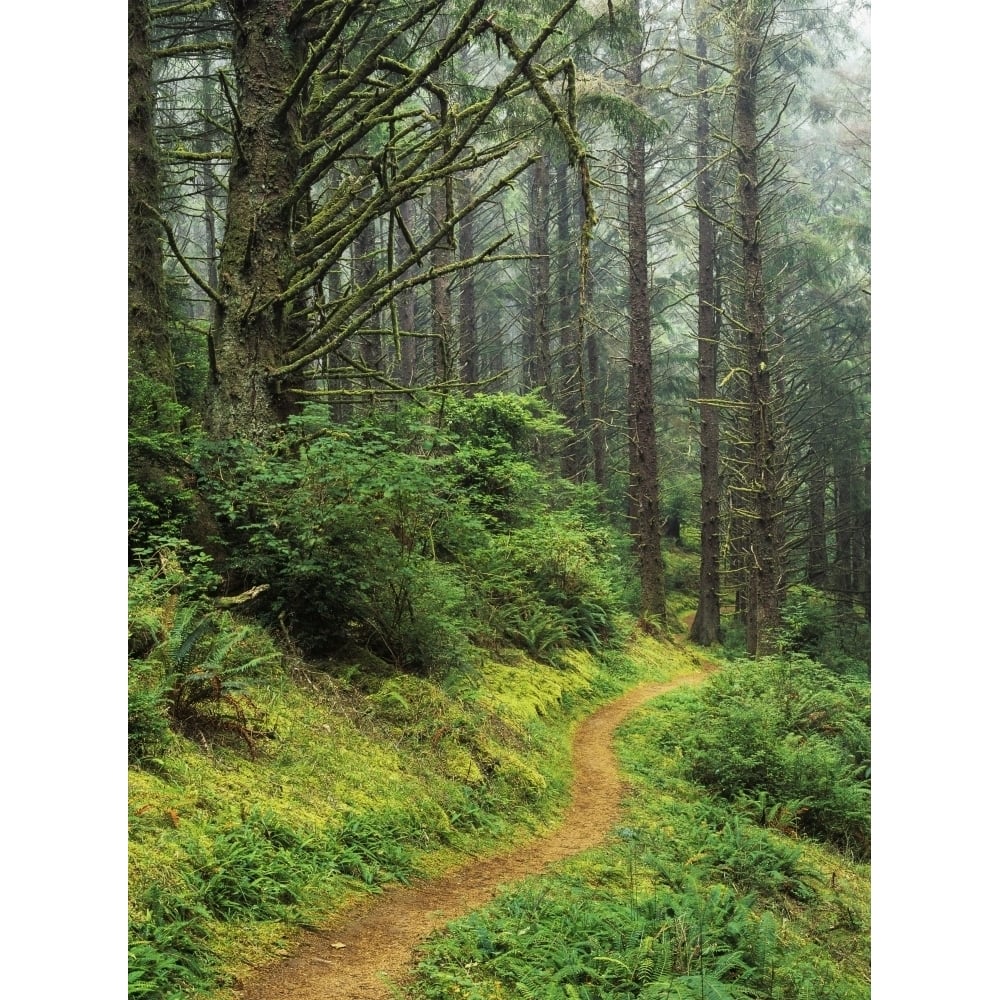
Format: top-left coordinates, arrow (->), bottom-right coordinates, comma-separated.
128,0 -> 871,997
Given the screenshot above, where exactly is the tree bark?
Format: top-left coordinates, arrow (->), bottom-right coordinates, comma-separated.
690,13 -> 722,646
208,0 -> 304,438
395,198 -> 418,386
354,178 -> 382,387
624,19 -> 667,620
457,175 -> 478,390
555,159 -> 588,481
524,156 -> 552,396
732,1 -> 783,655
806,447 -> 828,585
128,0 -> 173,387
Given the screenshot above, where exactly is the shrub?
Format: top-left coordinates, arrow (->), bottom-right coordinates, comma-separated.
196,407 -> 483,670
670,656 -> 871,857
196,399 -> 622,668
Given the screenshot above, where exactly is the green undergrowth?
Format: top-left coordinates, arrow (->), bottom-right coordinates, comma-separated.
410,659 -> 870,1000
128,627 -> 697,999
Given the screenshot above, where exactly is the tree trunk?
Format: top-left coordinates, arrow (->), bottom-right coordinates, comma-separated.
625,26 -> 667,620
806,447 -> 828,585
555,160 -> 588,481
395,198 -> 418,386
690,14 -> 722,647
128,0 -> 173,387
583,194 -> 608,498
457,176 -> 478,390
429,177 -> 455,384
208,0 -> 304,438
524,156 -> 551,395
354,178 -> 381,388
732,2 -> 783,654
833,453 -> 855,597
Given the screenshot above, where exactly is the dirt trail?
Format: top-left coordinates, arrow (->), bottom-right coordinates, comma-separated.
237,672 -> 705,1000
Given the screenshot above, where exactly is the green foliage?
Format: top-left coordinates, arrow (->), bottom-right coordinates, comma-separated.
129,886 -> 215,999
414,875 -> 774,999
195,397 -> 623,669
442,391 -> 569,525
129,663 -> 174,766
128,566 -> 280,763
128,371 -> 200,564
661,657 -> 870,858
196,405 -> 479,669
779,586 -> 870,677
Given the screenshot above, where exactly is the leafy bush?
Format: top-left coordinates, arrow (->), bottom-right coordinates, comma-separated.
667,657 -> 871,857
129,887 -> 214,999
195,406 -> 481,670
128,664 -> 173,766
414,877 -> 777,1000
195,398 -> 623,669
441,391 -> 569,525
128,371 -> 208,568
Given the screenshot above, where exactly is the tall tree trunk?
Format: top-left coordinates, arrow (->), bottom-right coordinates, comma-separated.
429,178 -> 455,384
555,160 -> 588,481
395,198 -> 418,386
625,25 -> 667,620
128,0 -> 173,389
732,2 -> 783,654
524,156 -> 551,395
208,0 -> 304,438
690,13 -> 722,646
582,175 -> 608,495
198,54 -> 221,317
806,447 -> 828,585
354,178 -> 381,387
457,175 -> 479,390
833,453 -> 855,597
857,461 -> 871,619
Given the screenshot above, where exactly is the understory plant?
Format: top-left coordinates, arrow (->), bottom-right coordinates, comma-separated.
128,563 -> 281,765
194,396 -> 624,670
653,656 -> 871,858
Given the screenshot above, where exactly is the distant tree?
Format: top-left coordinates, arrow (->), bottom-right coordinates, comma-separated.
718,0 -> 788,655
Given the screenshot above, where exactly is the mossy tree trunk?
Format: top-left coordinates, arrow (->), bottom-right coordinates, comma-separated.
624,7 -> 666,620
189,0 -> 587,437
128,0 -> 173,389
690,8 -> 722,647
731,0 -> 784,655
457,175 -> 479,390
555,159 -> 589,483
207,0 -> 304,438
529,155 -> 553,400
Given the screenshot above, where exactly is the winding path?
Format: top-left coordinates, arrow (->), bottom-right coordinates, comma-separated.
236,672 -> 705,1000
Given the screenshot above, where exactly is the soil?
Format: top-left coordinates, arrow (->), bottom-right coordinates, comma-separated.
236,672 -> 705,1000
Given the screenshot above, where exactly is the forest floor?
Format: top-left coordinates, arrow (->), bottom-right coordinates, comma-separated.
234,672 -> 707,1000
